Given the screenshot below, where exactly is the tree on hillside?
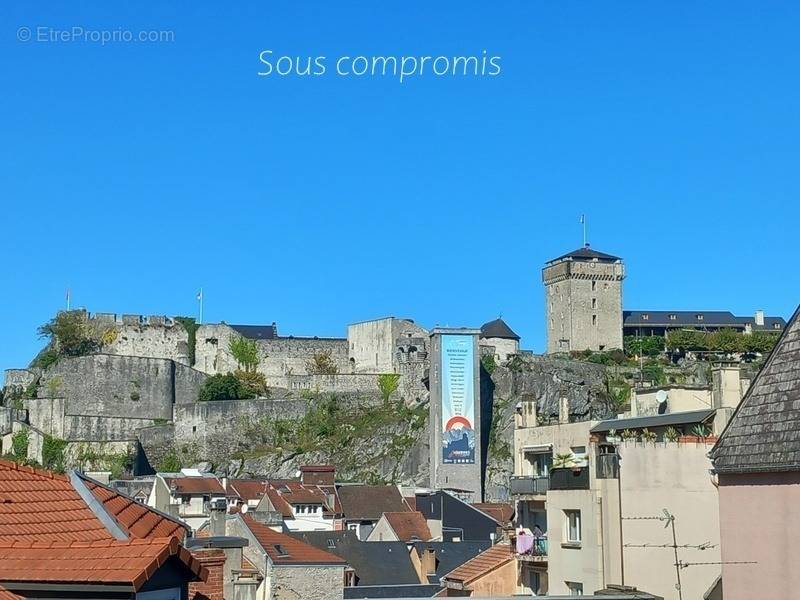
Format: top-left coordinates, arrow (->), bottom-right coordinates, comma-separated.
38,311 -> 99,358
306,351 -> 339,375
229,335 -> 260,372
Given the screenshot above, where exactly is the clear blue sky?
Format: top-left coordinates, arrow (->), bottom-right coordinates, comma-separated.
2,2 -> 799,375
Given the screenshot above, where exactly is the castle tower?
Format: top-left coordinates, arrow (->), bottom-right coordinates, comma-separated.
542,244 -> 625,353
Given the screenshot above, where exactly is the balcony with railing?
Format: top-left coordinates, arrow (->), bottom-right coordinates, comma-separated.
516,533 -> 548,562
510,475 -> 550,496
549,466 -> 590,490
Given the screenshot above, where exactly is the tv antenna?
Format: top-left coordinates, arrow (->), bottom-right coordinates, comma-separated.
623,509 -> 713,600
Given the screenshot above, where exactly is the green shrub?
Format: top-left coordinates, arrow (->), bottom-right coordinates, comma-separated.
42,435 -> 68,472
229,336 -> 260,372
11,429 -> 29,460
480,354 -> 497,374
198,373 -> 251,402
377,374 -> 401,402
38,311 -> 99,357
642,360 -> 667,385
157,452 -> 182,472
742,331 -> 780,354
33,349 -> 60,370
305,351 -> 339,375
174,317 -> 199,365
235,370 -> 269,398
624,336 -> 665,357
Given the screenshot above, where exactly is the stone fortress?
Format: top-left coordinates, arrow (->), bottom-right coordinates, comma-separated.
1,309 -> 522,488
1,242 -> 785,495
543,244 -> 786,353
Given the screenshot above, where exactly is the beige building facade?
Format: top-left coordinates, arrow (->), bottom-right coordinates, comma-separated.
513,399 -> 724,599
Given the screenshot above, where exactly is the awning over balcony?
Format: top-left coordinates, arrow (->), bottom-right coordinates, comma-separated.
591,409 -> 715,433
522,444 -> 552,453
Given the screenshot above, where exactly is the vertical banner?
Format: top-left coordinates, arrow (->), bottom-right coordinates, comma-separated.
441,334 -> 475,464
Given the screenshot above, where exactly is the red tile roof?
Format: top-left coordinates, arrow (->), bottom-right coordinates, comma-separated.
0,585 -> 21,600
256,480 -> 338,518
472,502 -> 514,524
227,479 -> 271,503
441,543 -> 514,585
241,516 -> 346,566
0,460 -> 113,543
0,537 -> 206,591
383,512 -> 433,542
81,476 -> 188,540
0,460 -> 190,545
337,485 -> 409,520
162,476 -> 226,495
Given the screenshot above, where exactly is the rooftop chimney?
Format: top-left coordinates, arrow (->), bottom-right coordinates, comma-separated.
208,498 -> 228,537
755,310 -> 765,327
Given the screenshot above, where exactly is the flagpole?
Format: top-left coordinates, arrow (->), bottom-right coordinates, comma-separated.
580,214 -> 587,246
198,288 -> 204,325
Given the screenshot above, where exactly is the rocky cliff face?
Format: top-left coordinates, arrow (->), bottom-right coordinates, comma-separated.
6,350 -> 612,500
483,355 -> 615,500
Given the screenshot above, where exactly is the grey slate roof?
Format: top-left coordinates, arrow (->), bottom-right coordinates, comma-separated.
229,323 -> 278,340
591,409 -> 716,433
623,310 -> 786,330
289,531 -> 420,586
548,245 -> 621,264
343,584 -> 441,598
409,541 -> 491,584
480,318 -> 520,341
710,305 -> 800,474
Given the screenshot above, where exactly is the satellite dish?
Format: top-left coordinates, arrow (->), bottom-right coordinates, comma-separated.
656,390 -> 668,414
241,504 -> 249,514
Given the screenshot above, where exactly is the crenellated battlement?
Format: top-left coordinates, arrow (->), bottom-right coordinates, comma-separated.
88,311 -> 177,327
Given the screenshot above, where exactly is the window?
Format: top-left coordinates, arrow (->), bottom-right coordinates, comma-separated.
591,298 -> 597,309
641,313 -> 649,321
774,323 -> 781,330
591,281 -> 596,292
564,510 -> 581,544
527,451 -> 553,477
592,315 -> 597,327
566,581 -> 584,596
669,314 -> 677,321
696,314 -> 704,321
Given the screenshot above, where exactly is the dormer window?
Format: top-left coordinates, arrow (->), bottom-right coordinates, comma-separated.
669,314 -> 677,321
774,323 -> 781,330
641,314 -> 649,321
696,314 -> 704,321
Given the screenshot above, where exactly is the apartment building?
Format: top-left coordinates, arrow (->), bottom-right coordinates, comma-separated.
511,367 -> 741,598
